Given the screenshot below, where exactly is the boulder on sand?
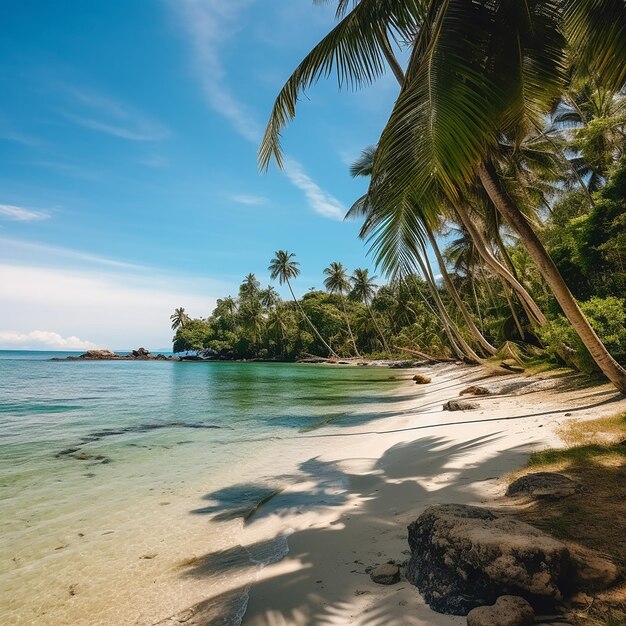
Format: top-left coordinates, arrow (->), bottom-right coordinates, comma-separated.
405,504 -> 570,615
506,473 -> 581,500
443,400 -> 479,411
413,374 -> 432,384
467,596 -> 534,626
460,385 -> 490,396
369,563 -> 401,585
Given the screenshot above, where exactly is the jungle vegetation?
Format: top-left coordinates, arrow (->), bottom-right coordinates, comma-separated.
174,0 -> 626,390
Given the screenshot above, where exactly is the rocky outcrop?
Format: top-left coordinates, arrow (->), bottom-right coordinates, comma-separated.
467,596 -> 535,626
53,348 -> 177,361
406,504 -> 621,616
506,473 -> 581,499
443,400 -> 479,411
370,563 -> 401,585
405,504 -> 570,615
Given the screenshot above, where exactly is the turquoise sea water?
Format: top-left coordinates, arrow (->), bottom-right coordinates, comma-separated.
0,350 -> 402,625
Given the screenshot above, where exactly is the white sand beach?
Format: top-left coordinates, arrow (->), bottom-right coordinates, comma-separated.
155,363 -> 626,626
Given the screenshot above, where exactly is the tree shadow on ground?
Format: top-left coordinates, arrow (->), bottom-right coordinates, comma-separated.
161,369 -> 626,626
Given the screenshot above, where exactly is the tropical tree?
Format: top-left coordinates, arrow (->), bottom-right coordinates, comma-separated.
350,268 -> 390,355
170,307 -> 190,331
323,261 -> 361,357
259,0 -> 626,392
269,250 -> 339,358
349,145 -> 496,357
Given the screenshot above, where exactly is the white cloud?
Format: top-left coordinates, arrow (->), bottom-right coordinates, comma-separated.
62,86 -> 170,142
175,0 -> 261,142
0,204 -> 50,222
0,262 -> 221,351
0,330 -> 97,350
171,0 -> 346,220
229,193 -> 267,205
283,159 -> 345,220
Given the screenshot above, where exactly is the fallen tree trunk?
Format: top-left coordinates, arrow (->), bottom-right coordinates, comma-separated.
393,346 -> 455,363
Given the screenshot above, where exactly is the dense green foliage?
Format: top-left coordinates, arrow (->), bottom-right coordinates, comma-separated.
173,2 -> 626,383
172,155 -> 626,366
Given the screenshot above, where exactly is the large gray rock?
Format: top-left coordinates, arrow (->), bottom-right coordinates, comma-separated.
506,473 -> 581,499
467,596 -> 535,626
406,504 -> 570,615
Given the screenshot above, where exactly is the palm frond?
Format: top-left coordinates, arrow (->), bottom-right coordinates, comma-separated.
564,0 -> 626,90
258,0 -> 422,170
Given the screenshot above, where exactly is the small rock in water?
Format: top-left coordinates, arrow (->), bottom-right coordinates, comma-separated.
467,596 -> 534,626
370,563 -> 400,585
443,400 -> 479,411
413,374 -> 431,384
460,385 -> 490,396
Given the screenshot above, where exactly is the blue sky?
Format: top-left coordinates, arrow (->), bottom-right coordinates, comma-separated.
0,1 -> 402,350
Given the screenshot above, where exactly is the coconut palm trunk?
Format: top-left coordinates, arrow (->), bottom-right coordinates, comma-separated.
455,203 -> 547,326
340,297 -> 361,357
479,161 -> 626,392
426,229 -> 497,355
416,251 -> 482,363
364,303 -> 390,356
286,279 -> 339,359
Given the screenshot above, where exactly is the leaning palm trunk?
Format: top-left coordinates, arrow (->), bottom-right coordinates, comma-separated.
470,278 -> 484,332
455,203 -> 547,326
340,297 -> 361,357
417,251 -> 482,363
499,277 -> 526,339
426,229 -> 497,355
286,280 -> 339,359
479,162 -> 626,393
366,302 -> 391,356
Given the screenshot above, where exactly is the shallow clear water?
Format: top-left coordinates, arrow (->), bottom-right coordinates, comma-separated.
0,351 -> 402,625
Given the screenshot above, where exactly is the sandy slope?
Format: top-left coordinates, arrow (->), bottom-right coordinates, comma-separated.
233,363 -> 626,626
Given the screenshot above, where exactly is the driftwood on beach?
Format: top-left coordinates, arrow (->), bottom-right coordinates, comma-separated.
393,345 -> 455,363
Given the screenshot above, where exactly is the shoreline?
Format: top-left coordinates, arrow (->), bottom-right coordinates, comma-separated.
156,362 -> 626,626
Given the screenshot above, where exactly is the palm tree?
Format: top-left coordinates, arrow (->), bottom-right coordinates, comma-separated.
349,145 -> 496,357
350,268 -> 391,355
323,261 -> 361,357
269,250 -> 339,358
259,0 -> 626,391
170,307 -> 189,331
260,286 -> 280,310
553,80 -> 626,189
240,273 -> 261,301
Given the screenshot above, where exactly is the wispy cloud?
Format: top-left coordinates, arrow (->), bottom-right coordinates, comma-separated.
0,127 -> 45,147
0,330 -> 97,350
0,236 -> 148,271
283,159 -> 345,220
62,86 -> 170,142
0,204 -> 50,222
228,193 -> 267,206
175,0 -> 261,142
171,0 -> 346,219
